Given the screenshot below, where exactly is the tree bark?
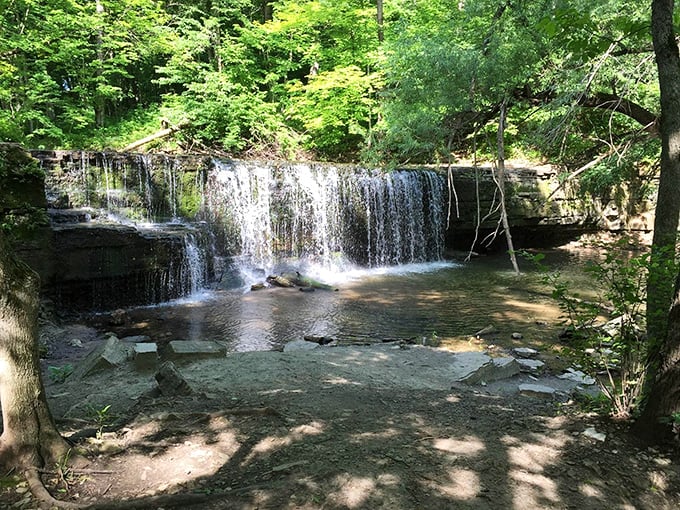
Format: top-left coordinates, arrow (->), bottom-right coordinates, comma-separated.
0,231 -> 71,471
644,0 -> 680,383
376,0 -> 384,42
635,271 -> 680,442
496,99 -> 520,274
634,0 -> 680,442
122,120 -> 190,152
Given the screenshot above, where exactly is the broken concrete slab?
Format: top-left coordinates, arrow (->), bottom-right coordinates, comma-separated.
167,340 -> 226,360
518,383 -> 557,399
134,342 -> 158,371
71,337 -> 132,380
517,359 -> 545,374
284,340 -> 320,352
453,352 -> 520,385
155,361 -> 193,396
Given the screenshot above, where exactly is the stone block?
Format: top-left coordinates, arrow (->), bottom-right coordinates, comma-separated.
167,340 -> 226,360
511,347 -> 539,359
155,361 -> 193,396
72,336 -> 132,380
558,368 -> 596,385
517,359 -> 545,373
134,342 -> 158,371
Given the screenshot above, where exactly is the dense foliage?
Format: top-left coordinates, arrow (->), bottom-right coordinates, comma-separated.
0,0 -> 662,173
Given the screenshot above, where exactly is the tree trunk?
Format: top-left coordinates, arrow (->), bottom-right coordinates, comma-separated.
634,0 -> 680,442
94,0 -> 106,128
635,271 -> 680,442
644,0 -> 680,390
0,232 -> 71,472
376,0 -> 384,42
496,99 -> 520,274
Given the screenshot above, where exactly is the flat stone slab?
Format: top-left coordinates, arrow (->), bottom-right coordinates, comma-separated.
167,340 -> 226,360
284,340 -> 320,352
72,337 -> 132,379
558,368 -> 596,385
519,383 -> 557,399
453,352 -> 520,385
517,359 -> 545,373
511,347 -> 539,359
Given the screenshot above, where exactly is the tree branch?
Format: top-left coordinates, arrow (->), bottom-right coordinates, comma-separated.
576,92 -> 658,135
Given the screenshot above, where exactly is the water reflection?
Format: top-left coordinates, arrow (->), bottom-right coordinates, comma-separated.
115,250 -> 598,352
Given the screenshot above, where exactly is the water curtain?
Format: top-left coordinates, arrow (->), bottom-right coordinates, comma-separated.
206,160 -> 446,273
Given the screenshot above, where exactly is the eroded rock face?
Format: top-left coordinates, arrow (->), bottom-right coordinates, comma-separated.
43,222 -> 203,310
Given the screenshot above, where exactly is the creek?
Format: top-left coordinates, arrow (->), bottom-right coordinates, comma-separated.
100,249 -> 599,353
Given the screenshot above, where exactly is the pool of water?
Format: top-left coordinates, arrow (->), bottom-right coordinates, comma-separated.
105,247 -> 603,353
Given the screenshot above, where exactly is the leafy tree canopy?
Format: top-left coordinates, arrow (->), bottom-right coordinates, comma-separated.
0,0 -> 665,171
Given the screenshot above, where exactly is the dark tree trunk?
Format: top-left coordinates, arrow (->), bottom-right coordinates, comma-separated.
634,0 -> 680,442
0,231 -> 71,471
635,272 -> 680,442
645,0 -> 680,380
376,0 -> 384,42
0,145 -> 76,507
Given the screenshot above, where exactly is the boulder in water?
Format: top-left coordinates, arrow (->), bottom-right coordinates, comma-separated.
266,275 -> 295,287
283,271 -> 337,291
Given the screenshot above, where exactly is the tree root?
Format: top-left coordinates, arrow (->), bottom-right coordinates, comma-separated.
24,467 -> 86,509
25,465 -> 229,510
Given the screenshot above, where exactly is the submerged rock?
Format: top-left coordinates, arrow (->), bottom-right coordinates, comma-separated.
266,275 -> 295,287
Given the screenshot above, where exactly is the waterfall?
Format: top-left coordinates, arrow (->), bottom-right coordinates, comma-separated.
206,160 -> 446,274
38,151 -> 447,306
182,232 -> 208,294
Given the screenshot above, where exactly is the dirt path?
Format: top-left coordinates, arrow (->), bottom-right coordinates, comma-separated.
2,335 -> 679,510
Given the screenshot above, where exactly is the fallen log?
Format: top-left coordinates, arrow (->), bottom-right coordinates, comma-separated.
123,119 -> 189,152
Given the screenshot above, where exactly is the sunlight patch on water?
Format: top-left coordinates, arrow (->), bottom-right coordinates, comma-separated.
304,260 -> 461,286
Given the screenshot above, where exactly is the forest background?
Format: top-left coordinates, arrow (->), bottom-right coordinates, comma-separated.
0,0 -> 661,192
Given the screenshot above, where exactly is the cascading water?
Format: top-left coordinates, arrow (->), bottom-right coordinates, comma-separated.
39,151 -> 448,307
206,160 -> 447,279
182,232 -> 208,294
